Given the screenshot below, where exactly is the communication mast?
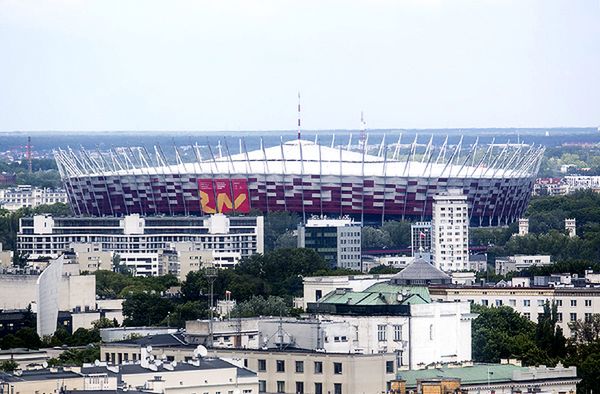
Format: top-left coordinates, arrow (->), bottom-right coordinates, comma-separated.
26,136 -> 32,174
297,92 -> 302,140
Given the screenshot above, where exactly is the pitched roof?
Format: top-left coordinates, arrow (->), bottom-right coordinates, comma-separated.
390,258 -> 451,283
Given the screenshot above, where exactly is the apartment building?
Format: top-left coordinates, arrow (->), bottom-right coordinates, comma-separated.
431,190 -> 469,272
17,213 -> 264,261
0,185 -> 67,211
430,286 -> 600,336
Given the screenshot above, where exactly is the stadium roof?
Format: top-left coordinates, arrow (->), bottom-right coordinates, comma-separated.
56,138 -> 544,180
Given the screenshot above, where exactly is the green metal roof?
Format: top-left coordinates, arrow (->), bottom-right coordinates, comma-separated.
397,364 -> 526,387
364,282 -> 432,303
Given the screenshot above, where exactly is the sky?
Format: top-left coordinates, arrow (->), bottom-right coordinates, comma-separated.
0,0 -> 598,132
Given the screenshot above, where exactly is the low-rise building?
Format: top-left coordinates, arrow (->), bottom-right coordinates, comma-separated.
430,285 -> 600,336
394,361 -> 579,394
495,255 -> 552,276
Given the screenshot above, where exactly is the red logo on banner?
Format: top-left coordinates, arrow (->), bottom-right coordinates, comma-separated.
198,179 -> 216,214
231,179 -> 250,213
198,178 -> 250,214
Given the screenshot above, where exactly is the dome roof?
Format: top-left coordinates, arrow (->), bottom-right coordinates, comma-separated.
390,258 -> 451,285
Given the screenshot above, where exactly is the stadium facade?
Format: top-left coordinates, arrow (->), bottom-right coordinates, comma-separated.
54,137 -> 544,226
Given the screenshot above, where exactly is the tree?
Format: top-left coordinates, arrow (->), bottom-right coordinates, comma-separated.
47,346 -> 100,366
263,211 -> 301,251
362,227 -> 393,250
231,296 -> 290,318
568,314 -> 600,346
0,360 -> 18,372
122,292 -> 175,326
471,304 -> 552,366
381,221 -> 412,248
14,327 -> 42,349
368,265 -> 402,275
535,302 -> 566,358
0,334 -> 24,350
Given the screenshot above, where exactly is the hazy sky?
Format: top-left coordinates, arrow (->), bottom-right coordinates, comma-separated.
0,0 -> 598,131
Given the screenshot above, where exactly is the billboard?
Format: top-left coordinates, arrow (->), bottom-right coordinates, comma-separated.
198,178 -> 250,214
198,179 -> 216,214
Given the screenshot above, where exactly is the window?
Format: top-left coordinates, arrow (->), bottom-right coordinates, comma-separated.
523,300 -> 531,307
258,359 -> 266,372
429,324 -> 434,340
259,380 -> 266,393
393,325 -> 402,341
495,299 -> 503,306
557,313 -> 563,322
537,300 -> 545,307
277,381 -> 285,393
334,383 -> 342,394
386,360 -> 394,373
570,313 -> 577,322
315,383 -> 323,394
556,300 -> 563,307
524,312 -> 531,319
295,382 -> 304,394
571,300 -> 577,307
314,361 -> 323,374
295,360 -> 304,373
316,290 -> 322,300
585,313 -> 592,322
585,299 -> 592,307
509,299 -> 516,307
276,360 -> 285,372
334,362 -> 343,374
377,324 -> 387,341
481,299 -> 489,306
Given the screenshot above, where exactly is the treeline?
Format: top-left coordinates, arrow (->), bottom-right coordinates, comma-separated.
113,248 -> 347,327
0,158 -> 61,188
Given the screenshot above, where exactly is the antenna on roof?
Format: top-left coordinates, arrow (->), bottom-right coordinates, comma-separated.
297,91 -> 302,141
359,111 -> 366,153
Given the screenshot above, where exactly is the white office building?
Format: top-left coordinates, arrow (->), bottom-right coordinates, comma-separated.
17,213 -> 264,262
297,217 -> 362,271
431,190 -> 469,272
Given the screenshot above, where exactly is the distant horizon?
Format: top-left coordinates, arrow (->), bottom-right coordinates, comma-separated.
0,126 -> 598,135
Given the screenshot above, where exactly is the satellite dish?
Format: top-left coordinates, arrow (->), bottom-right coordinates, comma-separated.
171,361 -> 177,368
42,361 -> 48,368
146,345 -> 153,353
94,360 -> 100,367
194,345 -> 208,358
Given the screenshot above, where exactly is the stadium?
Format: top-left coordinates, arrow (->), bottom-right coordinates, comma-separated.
54,137 -> 544,226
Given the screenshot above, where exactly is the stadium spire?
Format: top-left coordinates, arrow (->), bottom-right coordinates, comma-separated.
297,91 -> 302,140
359,111 -> 367,153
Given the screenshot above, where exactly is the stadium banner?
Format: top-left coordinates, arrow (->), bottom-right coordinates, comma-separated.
231,178 -> 250,213
215,179 -> 233,213
198,179 -> 216,214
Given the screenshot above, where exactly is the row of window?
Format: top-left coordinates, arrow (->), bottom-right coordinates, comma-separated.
479,299 -> 593,307
377,324 -> 403,342
259,381 -> 341,394
258,360 -> 342,375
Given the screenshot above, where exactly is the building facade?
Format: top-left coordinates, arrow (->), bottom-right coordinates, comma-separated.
0,185 -> 67,211
431,190 -> 470,272
17,213 -> 264,262
430,286 -> 600,336
297,217 -> 361,270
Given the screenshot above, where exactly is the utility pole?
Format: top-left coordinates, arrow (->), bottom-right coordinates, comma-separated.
26,136 -> 32,174
204,264 -> 217,347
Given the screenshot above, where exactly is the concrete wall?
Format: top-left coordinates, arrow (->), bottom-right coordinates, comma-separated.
0,274 -> 38,309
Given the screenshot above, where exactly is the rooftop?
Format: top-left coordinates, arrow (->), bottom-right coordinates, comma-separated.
390,258 -> 451,285
397,363 -> 578,388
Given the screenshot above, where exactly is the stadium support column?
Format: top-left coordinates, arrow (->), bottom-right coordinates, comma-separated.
299,140 -> 306,224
